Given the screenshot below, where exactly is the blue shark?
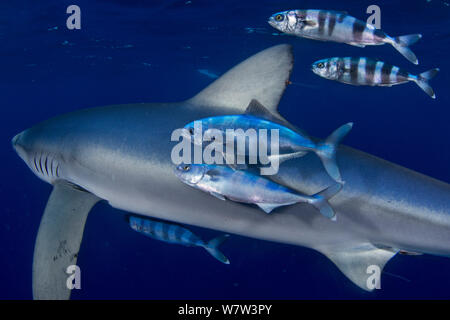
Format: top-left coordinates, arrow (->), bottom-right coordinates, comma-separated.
12,44 -> 450,299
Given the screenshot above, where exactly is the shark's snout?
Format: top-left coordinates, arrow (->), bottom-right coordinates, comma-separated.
12,132 -> 21,147
12,131 -> 27,161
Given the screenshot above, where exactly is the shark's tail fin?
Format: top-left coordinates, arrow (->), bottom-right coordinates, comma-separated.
412,68 -> 439,99
316,123 -> 353,183
310,183 -> 343,221
391,34 -> 422,65
203,234 -> 230,264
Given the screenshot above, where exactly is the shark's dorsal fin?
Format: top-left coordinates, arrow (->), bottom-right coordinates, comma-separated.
188,44 -> 293,114
319,243 -> 398,291
33,181 -> 100,300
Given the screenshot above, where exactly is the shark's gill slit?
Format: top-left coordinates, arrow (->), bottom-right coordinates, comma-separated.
38,154 -> 43,174
44,156 -> 49,176
50,158 -> 54,177
33,155 -> 38,172
56,165 -> 60,178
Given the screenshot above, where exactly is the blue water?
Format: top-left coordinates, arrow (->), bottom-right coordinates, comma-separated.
2,0 -> 450,299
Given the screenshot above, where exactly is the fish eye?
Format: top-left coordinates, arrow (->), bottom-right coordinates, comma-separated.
188,127 -> 194,135
183,165 -> 190,171
275,14 -> 284,21
317,62 -> 325,69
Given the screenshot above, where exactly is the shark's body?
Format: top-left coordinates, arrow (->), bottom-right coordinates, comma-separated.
12,45 -> 450,299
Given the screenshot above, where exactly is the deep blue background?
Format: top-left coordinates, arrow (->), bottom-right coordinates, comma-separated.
2,0 -> 450,299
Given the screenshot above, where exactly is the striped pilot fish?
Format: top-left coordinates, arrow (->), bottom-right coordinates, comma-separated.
183,100 -> 353,183
268,9 -> 422,65
312,57 -> 439,99
128,215 -> 230,264
174,164 -> 343,220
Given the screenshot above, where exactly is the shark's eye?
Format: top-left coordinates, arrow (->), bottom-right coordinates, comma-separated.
275,14 -> 284,22
317,62 -> 325,69
188,127 -> 194,135
183,165 -> 190,171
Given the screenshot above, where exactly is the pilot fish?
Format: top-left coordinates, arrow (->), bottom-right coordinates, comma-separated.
128,215 -> 230,264
183,100 -> 353,183
312,57 -> 439,99
174,164 -> 343,220
268,9 -> 422,65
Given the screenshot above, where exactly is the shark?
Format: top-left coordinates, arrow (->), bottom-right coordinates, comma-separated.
12,44 -> 450,299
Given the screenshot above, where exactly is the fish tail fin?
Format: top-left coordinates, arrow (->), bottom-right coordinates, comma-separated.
316,123 -> 353,183
394,34 -> 422,46
310,183 -> 343,221
413,68 -> 439,99
391,34 -> 422,65
204,234 -> 230,264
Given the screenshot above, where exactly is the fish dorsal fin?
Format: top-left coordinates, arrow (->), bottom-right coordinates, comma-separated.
301,11 -> 347,27
331,10 -> 348,15
318,243 -> 398,291
188,44 -> 293,114
245,99 -> 281,122
206,168 -> 221,177
245,99 -> 300,132
33,181 -> 100,300
205,168 -> 222,181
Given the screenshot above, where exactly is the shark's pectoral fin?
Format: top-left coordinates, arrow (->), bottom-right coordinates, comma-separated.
188,44 -> 293,114
318,243 -> 398,291
33,181 -> 101,300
